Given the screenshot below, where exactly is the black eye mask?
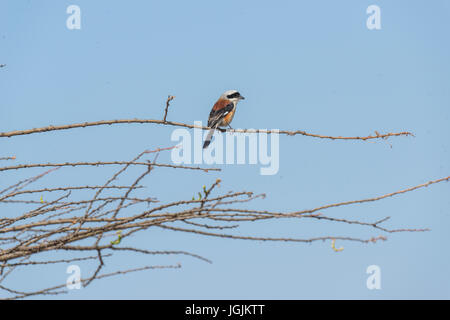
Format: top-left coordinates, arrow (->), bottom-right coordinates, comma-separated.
227,92 -> 241,99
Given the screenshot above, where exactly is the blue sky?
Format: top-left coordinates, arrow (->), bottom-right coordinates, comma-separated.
0,0 -> 449,299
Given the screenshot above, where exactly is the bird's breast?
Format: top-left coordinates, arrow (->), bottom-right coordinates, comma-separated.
221,107 -> 236,126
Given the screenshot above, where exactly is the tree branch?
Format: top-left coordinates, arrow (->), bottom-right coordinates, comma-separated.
0,118 -> 413,141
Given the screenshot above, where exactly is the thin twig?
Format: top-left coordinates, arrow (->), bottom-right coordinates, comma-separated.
163,95 -> 175,122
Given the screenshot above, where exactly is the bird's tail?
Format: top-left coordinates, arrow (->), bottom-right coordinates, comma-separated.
203,128 -> 215,149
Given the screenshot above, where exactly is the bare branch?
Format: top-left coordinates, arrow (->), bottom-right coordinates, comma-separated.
0,161 -> 219,173
163,95 -> 175,122
0,119 -> 413,141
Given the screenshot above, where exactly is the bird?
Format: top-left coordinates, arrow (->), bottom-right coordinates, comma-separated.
203,90 -> 245,149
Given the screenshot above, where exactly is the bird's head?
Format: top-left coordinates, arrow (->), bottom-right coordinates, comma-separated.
220,90 -> 245,103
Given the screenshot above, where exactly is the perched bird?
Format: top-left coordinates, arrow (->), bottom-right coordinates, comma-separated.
203,90 -> 245,149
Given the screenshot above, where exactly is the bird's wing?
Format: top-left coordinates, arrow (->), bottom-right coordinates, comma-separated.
207,100 -> 234,128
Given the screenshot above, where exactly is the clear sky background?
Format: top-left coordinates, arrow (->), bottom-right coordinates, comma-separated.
0,0 -> 449,299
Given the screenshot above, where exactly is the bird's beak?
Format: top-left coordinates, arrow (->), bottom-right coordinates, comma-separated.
239,96 -> 245,100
